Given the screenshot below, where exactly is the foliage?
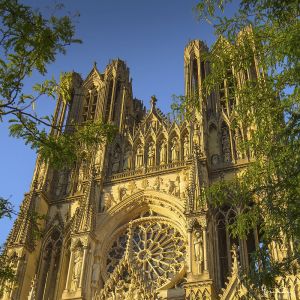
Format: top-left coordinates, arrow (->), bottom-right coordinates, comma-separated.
0,0 -> 116,168
174,0 -> 300,294
0,198 -> 16,295
0,0 -> 116,294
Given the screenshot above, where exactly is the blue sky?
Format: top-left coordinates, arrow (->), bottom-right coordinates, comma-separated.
0,0 -> 238,244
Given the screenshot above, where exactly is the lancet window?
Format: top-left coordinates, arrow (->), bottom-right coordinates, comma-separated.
37,228 -> 62,300
214,207 -> 260,288
82,89 -> 98,122
221,122 -> 232,163
112,80 -> 121,122
105,80 -> 114,122
192,58 -> 199,95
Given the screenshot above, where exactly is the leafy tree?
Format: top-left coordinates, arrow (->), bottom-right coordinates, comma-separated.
0,0 -> 115,294
174,0 -> 300,295
0,0 -> 116,168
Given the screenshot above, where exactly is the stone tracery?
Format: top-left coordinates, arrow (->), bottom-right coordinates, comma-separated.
102,216 -> 186,294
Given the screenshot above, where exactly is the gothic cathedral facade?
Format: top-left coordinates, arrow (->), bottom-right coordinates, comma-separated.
2,39 -> 299,299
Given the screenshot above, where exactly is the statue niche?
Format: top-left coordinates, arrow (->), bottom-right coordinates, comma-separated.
111,144 -> 121,173
221,122 -> 232,163
147,142 -> 155,167
123,146 -> 133,171
159,140 -> 167,165
37,229 -> 62,299
135,145 -> 144,168
183,136 -> 190,159
71,245 -> 83,291
171,137 -> 180,162
193,228 -> 204,275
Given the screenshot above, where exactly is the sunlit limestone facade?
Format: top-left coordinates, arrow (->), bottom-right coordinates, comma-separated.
1,40 -> 299,300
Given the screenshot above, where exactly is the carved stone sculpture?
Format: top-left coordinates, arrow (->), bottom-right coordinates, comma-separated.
147,142 -> 155,166
112,146 -> 121,173
159,141 -> 167,165
92,259 -> 100,287
135,146 -> 144,168
171,138 -> 179,162
183,136 -> 190,159
71,247 -> 83,291
193,231 -> 203,274
221,125 -> 231,163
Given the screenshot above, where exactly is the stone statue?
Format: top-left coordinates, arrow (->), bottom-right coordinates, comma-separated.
123,147 -> 132,170
153,176 -> 163,191
118,186 -> 127,200
135,146 -> 144,168
171,138 -> 179,162
95,146 -> 103,165
159,141 -> 167,165
147,142 -> 155,166
193,124 -> 201,146
77,168 -> 84,192
183,136 -> 190,159
166,179 -> 176,196
194,231 -> 203,274
103,192 -> 115,210
221,126 -> 231,163
112,146 -> 121,173
71,247 -> 83,291
91,259 -> 100,287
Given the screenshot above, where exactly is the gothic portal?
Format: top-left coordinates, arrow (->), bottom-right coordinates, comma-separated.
2,39 -> 300,300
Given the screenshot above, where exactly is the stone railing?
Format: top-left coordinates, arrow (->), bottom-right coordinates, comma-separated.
105,160 -> 191,183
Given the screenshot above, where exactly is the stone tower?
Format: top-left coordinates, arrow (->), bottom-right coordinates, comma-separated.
1,40 -> 299,300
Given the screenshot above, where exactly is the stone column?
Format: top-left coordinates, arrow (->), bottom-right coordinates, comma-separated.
65,251 -> 74,290
203,226 -> 208,272
188,229 -> 193,273
79,247 -> 88,288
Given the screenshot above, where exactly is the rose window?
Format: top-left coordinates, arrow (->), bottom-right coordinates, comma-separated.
105,217 -> 186,289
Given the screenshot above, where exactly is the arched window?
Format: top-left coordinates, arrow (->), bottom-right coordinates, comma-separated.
112,80 -> 121,122
37,228 -> 62,300
192,58 -> 199,95
215,211 -> 229,287
105,80 -> 114,122
221,122 -> 232,163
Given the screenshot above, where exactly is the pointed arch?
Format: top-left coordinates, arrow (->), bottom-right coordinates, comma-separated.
36,226 -> 63,300
221,121 -> 232,163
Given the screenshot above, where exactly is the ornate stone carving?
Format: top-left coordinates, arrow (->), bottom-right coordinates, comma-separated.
118,186 -> 128,201
127,181 -> 138,195
103,192 -> 116,210
159,140 -> 167,165
171,138 -> 180,162
71,246 -> 83,291
193,230 -> 204,274
183,136 -> 190,159
135,146 -> 144,168
153,176 -> 163,191
112,145 -> 121,173
123,146 -> 133,171
221,124 -> 231,163
147,142 -> 155,166
104,217 -> 186,291
92,258 -> 101,287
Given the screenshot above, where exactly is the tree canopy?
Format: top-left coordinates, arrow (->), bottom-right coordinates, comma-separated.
174,0 -> 300,294
0,0 -> 116,169
0,0 -> 115,294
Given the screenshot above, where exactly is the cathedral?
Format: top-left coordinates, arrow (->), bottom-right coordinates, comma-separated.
1,38 -> 300,300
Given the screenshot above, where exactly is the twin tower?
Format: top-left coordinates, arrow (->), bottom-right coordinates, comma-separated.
2,38 -> 295,300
